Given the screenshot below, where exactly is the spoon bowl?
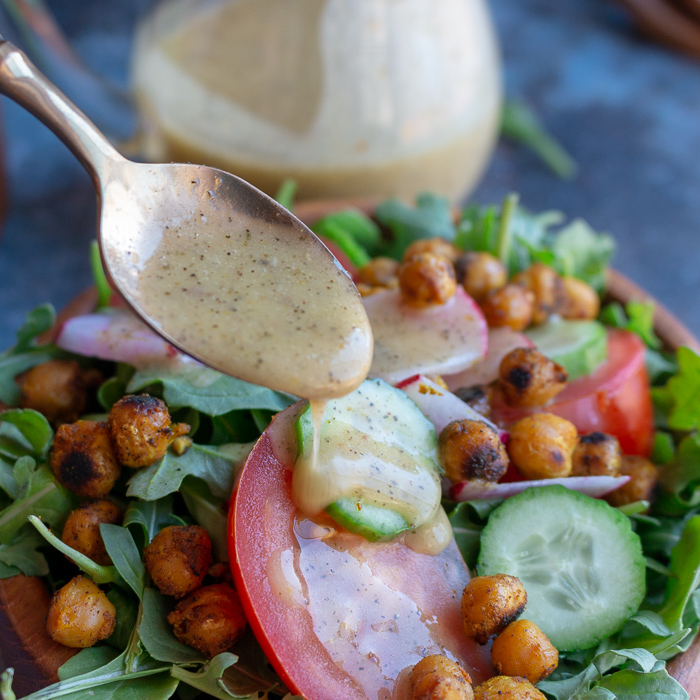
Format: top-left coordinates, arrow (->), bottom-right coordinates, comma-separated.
0,39 -> 373,399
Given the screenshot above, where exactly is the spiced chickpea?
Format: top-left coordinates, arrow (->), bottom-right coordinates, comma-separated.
571,432 -> 621,477
144,525 -> 213,598
605,455 -> 658,507
61,499 -> 123,566
18,359 -> 97,426
455,252 -> 507,302
439,420 -> 509,484
560,277 -> 600,320
51,420 -> 120,498
108,394 -> 190,469
491,619 -> 558,684
513,263 -> 566,325
46,576 -> 116,648
461,574 -> 527,644
507,414 -> 577,480
474,676 -> 546,700
355,257 -> 400,289
480,284 -> 534,332
454,385 -> 492,418
403,237 -> 460,263
410,655 -> 474,700
399,254 -> 457,308
168,583 -> 247,658
498,348 -> 568,408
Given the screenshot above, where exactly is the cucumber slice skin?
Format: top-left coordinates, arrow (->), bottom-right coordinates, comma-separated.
326,498 -> 411,542
477,485 -> 646,652
525,320 -> 607,381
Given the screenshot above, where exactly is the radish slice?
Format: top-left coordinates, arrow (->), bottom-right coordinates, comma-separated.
450,475 -> 630,502
363,287 -> 487,385
399,374 -> 507,441
55,311 -> 189,367
444,327 -> 533,392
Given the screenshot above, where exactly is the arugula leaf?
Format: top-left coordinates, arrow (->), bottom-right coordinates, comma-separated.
595,667 -> 688,699
11,304 -> 56,353
0,409 -> 53,459
90,240 -> 112,310
126,443 -> 243,501
375,193 -> 455,260
0,526 -> 49,578
274,178 -> 297,211
28,515 -> 122,586
180,479 -> 229,561
128,364 -> 295,416
101,524 -> 146,599
58,646 -> 120,680
311,209 -> 381,267
657,348 -> 700,431
107,587 -> 140,650
0,457 -> 18,499
657,433 -> 700,508
123,495 -> 184,546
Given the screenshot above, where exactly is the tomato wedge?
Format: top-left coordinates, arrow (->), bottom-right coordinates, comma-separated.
229,406 -> 492,700
492,329 -> 653,456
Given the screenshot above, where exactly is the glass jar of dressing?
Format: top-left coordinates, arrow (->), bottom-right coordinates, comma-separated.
131,0 -> 501,202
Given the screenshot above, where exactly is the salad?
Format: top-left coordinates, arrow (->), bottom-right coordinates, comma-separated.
0,191 -> 699,700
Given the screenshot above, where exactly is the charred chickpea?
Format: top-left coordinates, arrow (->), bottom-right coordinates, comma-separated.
410,655 -> 474,700
480,284 -> 534,332
144,525 -> 213,598
498,347 -> 568,408
491,619 -> 559,684
61,499 -> 123,566
108,394 -> 190,469
454,385 -> 492,418
571,432 -> 621,477
168,583 -> 247,658
46,575 -> 116,648
51,420 -> 121,498
455,252 -> 508,302
507,413 -> 578,480
403,237 -> 460,263
474,676 -> 546,700
461,574 -> 527,645
560,277 -> 600,320
513,263 -> 566,325
398,254 -> 457,308
355,257 -> 400,289
439,420 -> 509,484
605,455 -> 658,507
17,359 -> 98,426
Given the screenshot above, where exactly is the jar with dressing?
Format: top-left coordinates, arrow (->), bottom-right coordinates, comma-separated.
131,0 -> 502,202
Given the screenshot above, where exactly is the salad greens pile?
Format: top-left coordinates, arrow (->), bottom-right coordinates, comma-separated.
0,191 -> 699,699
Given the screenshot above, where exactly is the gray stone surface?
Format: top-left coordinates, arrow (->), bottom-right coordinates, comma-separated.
0,0 -> 699,348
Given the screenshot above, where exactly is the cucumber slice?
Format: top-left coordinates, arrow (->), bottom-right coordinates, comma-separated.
525,319 -> 607,381
477,485 -> 645,651
295,378 -> 440,542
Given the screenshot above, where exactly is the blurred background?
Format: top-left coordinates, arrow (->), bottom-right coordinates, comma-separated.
0,0 -> 699,347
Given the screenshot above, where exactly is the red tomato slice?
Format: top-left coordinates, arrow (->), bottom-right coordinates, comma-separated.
229,406 -> 492,700
492,329 -> 653,457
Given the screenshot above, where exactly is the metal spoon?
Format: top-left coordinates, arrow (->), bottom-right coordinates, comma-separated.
0,39 -> 373,399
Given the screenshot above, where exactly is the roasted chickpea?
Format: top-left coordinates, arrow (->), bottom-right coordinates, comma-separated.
498,348 -> 568,408
560,277 -> 600,320
61,499 -> 123,565
474,676 -> 546,700
513,263 -> 566,325
410,655 -> 474,700
507,414 -> 577,480
108,394 -> 190,468
404,238 -> 460,263
480,284 -> 534,332
398,254 -> 457,308
46,575 -> 116,648
571,432 -> 621,477
168,583 -> 247,658
51,420 -> 120,498
355,257 -> 400,288
491,619 -> 558,684
605,455 -> 658,507
18,359 -> 98,426
455,252 -> 507,302
461,574 -> 527,645
144,525 -> 213,598
454,385 -> 492,418
439,420 -> 508,484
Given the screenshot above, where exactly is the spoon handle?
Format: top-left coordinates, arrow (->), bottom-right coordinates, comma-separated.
0,37 -> 124,185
